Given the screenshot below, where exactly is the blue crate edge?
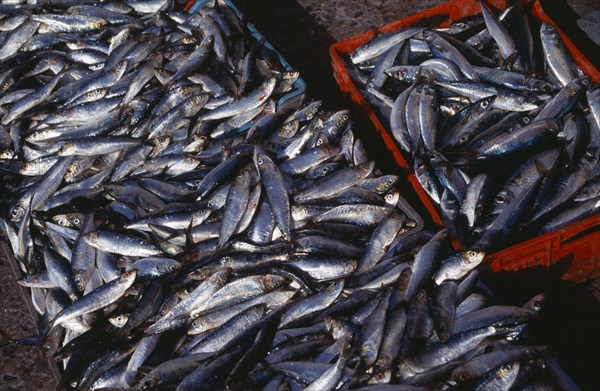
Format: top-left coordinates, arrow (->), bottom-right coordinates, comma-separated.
189,0 -> 307,107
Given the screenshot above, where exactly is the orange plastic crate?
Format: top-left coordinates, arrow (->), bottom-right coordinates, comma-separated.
330,0 -> 600,282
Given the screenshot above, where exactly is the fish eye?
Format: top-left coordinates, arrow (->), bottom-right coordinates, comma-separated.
342,114 -> 349,121
169,264 -> 177,271
316,138 -> 323,146
458,135 -> 468,144
257,157 -> 263,165
480,101 -> 489,108
495,194 -> 506,204
542,84 -> 551,92
72,218 -> 80,225
123,272 -> 131,278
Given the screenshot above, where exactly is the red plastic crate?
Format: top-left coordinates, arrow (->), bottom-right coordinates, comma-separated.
330,0 -> 600,282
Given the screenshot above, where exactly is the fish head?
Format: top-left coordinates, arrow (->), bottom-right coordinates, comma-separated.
369,369 -> 391,384
74,275 -> 86,292
498,361 -> 520,378
394,361 -> 417,382
83,231 -> 99,244
385,66 -> 407,80
153,135 -> 171,148
212,267 -> 232,284
523,293 -> 546,312
254,152 -> 269,172
93,19 -> 108,29
451,21 -> 468,32
313,132 -> 328,147
194,133 -> 208,143
190,93 -> 209,107
422,30 -> 436,43
260,275 -> 287,291
377,176 -> 400,194
51,214 -> 71,227
463,250 -> 485,266
108,313 -> 129,328
384,191 -> 400,206
324,316 -> 344,334
479,95 -> 497,110
57,142 -> 75,157
450,366 -> 470,382
49,57 -> 65,73
278,119 -> 299,138
64,159 -> 80,181
179,36 -> 197,45
280,71 -> 300,82
10,202 -> 26,222
331,109 -> 350,126
119,270 -> 137,283
184,155 -> 200,167
162,260 -> 182,274
189,318 -> 205,334
137,375 -> 160,390
308,163 -> 335,179
41,342 -> 59,358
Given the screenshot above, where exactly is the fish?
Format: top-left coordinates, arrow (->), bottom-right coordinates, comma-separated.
0,2 -> 566,390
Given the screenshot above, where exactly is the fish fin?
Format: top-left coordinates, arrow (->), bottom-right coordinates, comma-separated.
148,224 -> 179,241
185,218 -> 195,249
416,67 -> 436,84
502,52 -> 521,72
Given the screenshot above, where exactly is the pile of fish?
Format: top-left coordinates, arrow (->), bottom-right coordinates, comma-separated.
0,1 -> 568,390
345,0 -> 600,250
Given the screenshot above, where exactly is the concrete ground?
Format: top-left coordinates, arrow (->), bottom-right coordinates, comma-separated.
1,0 -> 598,389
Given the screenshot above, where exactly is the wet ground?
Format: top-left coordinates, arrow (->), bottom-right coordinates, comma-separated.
1,0 -> 599,389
